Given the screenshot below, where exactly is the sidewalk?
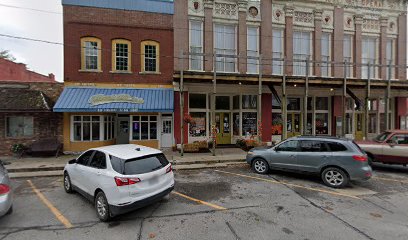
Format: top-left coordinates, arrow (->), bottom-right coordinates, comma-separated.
2,147 -> 247,178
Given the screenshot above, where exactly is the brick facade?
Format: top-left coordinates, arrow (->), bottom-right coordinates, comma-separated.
63,5 -> 173,85
0,58 -> 56,83
0,112 -> 63,156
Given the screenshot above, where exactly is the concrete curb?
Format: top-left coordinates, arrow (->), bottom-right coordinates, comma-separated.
8,160 -> 247,178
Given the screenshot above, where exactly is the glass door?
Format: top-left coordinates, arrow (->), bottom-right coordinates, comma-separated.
355,113 -> 364,140
287,113 -> 302,138
216,112 -> 231,144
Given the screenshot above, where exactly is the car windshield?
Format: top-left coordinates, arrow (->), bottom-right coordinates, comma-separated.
123,154 -> 169,175
374,132 -> 391,142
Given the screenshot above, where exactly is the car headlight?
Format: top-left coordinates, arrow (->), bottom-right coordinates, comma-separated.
247,151 -> 255,155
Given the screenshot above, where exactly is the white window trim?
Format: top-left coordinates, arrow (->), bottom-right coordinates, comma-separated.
293,31 -> 313,76
362,36 -> 380,79
71,115 -> 104,142
189,20 -> 204,71
321,32 -> 332,77
272,28 -> 284,75
213,23 -> 238,73
343,34 -> 354,78
130,115 -> 158,141
246,26 -> 259,74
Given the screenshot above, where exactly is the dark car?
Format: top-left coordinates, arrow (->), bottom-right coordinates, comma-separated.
246,136 -> 372,188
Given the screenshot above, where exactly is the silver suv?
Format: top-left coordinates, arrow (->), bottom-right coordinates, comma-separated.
246,136 -> 372,188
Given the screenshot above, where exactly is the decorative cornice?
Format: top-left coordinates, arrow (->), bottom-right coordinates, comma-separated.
285,4 -> 295,18
354,14 -> 364,25
380,16 -> 388,27
314,9 -> 323,21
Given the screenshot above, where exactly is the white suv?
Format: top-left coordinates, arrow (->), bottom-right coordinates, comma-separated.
63,144 -> 174,221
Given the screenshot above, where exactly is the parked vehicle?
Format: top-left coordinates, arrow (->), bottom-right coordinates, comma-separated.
356,130 -> 408,166
0,160 -> 13,217
63,144 -> 174,221
246,136 -> 372,188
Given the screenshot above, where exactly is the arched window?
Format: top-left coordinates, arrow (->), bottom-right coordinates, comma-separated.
112,39 -> 131,72
141,40 -> 160,73
80,37 -> 102,71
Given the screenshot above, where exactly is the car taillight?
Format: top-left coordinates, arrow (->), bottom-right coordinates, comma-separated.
352,155 -> 368,162
166,165 -> 173,174
114,177 -> 141,186
0,184 -> 10,195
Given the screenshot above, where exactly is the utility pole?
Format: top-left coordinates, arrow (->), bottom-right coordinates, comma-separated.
385,61 -> 391,131
342,60 -> 347,137
211,52 -> 216,156
282,59 -> 287,140
365,63 -> 371,140
303,58 -> 310,135
258,54 -> 262,142
180,51 -> 184,156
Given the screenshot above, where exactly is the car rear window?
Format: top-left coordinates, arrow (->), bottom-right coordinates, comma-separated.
351,141 -> 365,154
327,142 -> 348,152
123,154 -> 169,175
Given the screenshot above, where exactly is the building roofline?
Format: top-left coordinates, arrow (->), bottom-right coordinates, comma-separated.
62,0 -> 174,15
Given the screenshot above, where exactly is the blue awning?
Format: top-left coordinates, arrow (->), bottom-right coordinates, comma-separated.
54,87 -> 173,113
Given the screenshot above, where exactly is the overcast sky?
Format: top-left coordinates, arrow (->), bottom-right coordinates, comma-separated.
0,0 -> 63,81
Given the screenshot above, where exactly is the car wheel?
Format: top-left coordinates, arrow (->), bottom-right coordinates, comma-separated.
321,167 -> 349,188
6,205 -> 12,215
252,158 -> 269,174
95,192 -> 111,222
63,172 -> 73,193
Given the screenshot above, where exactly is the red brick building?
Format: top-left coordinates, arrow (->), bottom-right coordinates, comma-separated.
55,0 -> 174,152
0,58 -> 62,156
174,0 -> 408,144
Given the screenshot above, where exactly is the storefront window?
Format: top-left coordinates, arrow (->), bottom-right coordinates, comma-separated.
368,113 -> 377,133
132,116 -> 157,140
287,98 -> 300,111
72,115 -> 101,141
216,96 -> 230,110
380,113 -> 392,132
233,95 -> 240,110
345,113 -> 352,134
306,113 -> 313,135
6,116 -> 34,138
104,116 -> 115,140
272,113 -> 282,135
272,94 -> 281,109
242,112 -> 257,136
346,98 -> 354,111
242,95 -> 257,109
307,97 -> 313,110
233,113 -> 240,136
368,99 -> 378,111
401,116 -> 408,130
189,112 -> 206,137
315,113 -> 328,135
316,97 -> 328,110
189,94 -> 206,109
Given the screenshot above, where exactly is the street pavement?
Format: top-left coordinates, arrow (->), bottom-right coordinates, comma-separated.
1,163 -> 408,240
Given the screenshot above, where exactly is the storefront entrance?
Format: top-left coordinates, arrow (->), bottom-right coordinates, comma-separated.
117,115 -> 130,144
355,113 -> 364,140
287,113 -> 301,138
216,112 -> 231,145
161,116 -> 173,148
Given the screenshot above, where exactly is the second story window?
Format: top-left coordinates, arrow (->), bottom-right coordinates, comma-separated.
141,40 -> 160,73
189,20 -> 203,71
386,39 -> 396,79
343,34 -> 354,78
247,26 -> 259,74
272,29 -> 284,75
293,31 -> 312,76
321,32 -> 331,77
214,24 -> 236,72
81,37 -> 101,71
362,37 -> 378,79
112,39 -> 131,72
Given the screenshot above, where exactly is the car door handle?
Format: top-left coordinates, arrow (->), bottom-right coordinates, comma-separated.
321,155 -> 329,158
289,155 -> 296,158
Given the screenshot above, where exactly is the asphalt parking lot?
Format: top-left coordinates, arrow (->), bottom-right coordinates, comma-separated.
1,164 -> 408,240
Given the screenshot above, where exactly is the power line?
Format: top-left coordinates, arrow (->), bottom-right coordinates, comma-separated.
0,3 -> 62,14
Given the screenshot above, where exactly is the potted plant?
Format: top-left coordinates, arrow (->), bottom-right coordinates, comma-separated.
10,143 -> 26,158
183,113 -> 195,124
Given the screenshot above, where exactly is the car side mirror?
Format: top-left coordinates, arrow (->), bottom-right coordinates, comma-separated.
68,159 -> 77,164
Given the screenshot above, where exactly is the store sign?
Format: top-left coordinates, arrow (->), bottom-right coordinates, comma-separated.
89,94 -> 144,106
